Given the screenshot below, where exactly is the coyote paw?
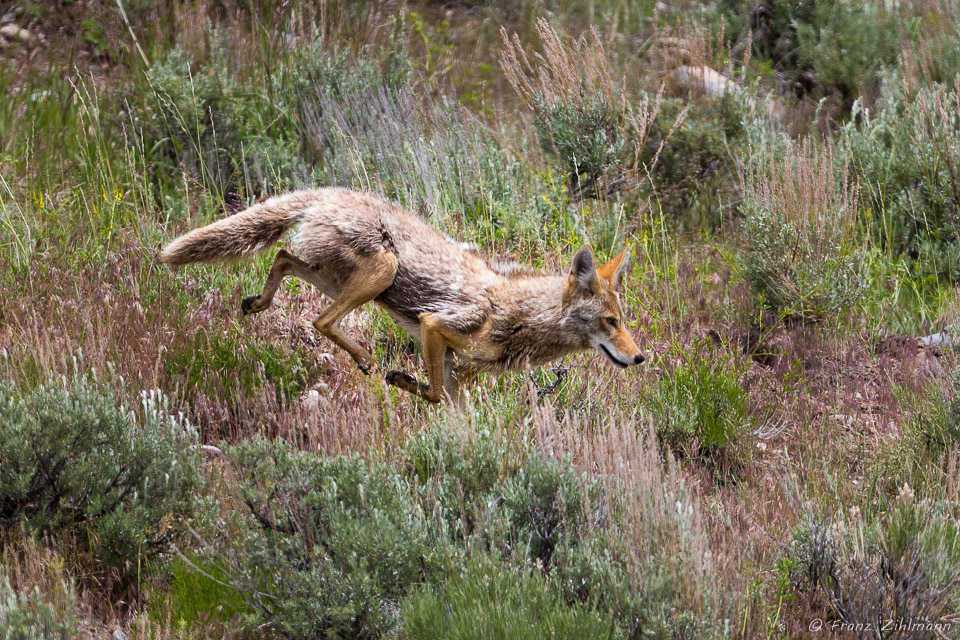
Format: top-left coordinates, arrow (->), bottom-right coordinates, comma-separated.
241,294 -> 263,316
385,370 -> 418,388
358,360 -> 377,375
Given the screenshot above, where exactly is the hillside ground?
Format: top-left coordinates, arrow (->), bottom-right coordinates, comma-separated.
1,1 -> 959,638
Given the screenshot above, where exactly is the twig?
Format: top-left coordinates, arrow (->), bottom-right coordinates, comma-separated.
114,0 -> 150,69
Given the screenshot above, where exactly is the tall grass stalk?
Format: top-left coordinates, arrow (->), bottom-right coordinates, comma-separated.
740,140 -> 866,321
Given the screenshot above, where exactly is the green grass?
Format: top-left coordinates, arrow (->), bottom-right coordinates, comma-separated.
163,326 -> 319,406
401,555 -> 623,640
147,555 -> 249,633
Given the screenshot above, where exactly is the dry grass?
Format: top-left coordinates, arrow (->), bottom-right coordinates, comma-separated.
532,403 -> 735,620
500,19 -> 621,116
743,141 -> 860,256
0,532 -> 73,613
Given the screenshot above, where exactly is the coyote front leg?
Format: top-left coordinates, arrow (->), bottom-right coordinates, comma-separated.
386,313 -> 450,403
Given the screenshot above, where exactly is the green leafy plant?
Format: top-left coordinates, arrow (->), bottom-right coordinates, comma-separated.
0,569 -> 75,640
163,327 -> 318,407
740,140 -> 866,320
148,555 -> 249,634
647,356 -> 751,472
0,372 -> 204,578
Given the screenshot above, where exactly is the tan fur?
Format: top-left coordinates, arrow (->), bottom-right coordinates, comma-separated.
160,188 -> 644,404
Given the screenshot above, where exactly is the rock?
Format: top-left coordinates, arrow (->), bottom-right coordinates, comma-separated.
113,630 -> 130,640
651,36 -> 694,66
0,12 -> 16,25
0,24 -> 37,48
831,414 -> 855,428
666,65 -> 737,99
303,388 -> 321,411
919,331 -> 954,349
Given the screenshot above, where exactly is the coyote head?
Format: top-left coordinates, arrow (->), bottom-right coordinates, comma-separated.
564,247 -> 645,368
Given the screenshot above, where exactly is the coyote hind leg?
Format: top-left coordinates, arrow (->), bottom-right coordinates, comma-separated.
241,249 -> 332,315
312,249 -> 398,374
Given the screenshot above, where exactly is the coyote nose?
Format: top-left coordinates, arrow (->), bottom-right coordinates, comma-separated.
633,354 -> 645,365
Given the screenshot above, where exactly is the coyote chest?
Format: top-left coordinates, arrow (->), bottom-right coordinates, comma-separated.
374,257 -> 496,339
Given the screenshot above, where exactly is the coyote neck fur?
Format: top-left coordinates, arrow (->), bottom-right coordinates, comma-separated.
470,275 -> 583,373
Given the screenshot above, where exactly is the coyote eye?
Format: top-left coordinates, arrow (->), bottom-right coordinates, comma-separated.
605,316 -> 618,328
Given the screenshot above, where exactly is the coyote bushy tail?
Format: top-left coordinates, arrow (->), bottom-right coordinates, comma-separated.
159,193 -> 310,265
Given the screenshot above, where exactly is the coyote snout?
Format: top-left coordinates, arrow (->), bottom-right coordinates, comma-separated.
160,188 -> 645,404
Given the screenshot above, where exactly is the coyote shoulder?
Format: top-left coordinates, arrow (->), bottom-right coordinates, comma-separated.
160,188 -> 644,403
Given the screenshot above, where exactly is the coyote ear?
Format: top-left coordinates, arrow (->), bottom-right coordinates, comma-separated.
569,246 -> 600,292
597,249 -> 630,289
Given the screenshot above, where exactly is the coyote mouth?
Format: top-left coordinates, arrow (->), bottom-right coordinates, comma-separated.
598,343 -> 629,368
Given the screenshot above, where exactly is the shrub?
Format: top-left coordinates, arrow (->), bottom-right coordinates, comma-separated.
0,568 -> 75,640
791,0 -> 899,101
646,357 -> 751,472
0,373 -> 204,577
217,425 -> 731,639
224,437 -> 449,639
500,19 -> 630,199
740,139 -> 866,320
716,0 -> 899,102
139,32 -> 410,203
546,418 -> 731,639
401,554 -> 624,640
500,454 -> 601,570
551,534 -> 687,640
142,44 -> 261,201
405,427 -> 513,542
406,425 -> 726,639
407,428 -> 600,569
789,501 -> 960,634
649,92 -> 749,227
837,78 -> 960,281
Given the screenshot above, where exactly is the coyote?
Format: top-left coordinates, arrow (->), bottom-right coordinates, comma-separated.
160,188 -> 644,403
